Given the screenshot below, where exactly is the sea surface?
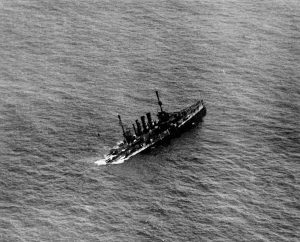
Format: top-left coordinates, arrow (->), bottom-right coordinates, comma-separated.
0,0 -> 299,241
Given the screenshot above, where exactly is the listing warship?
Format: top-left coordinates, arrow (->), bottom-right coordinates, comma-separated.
104,91 -> 206,164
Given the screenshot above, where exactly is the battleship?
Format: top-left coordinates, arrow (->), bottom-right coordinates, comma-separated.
104,91 -> 206,164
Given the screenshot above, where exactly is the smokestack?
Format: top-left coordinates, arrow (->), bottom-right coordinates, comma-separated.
132,123 -> 137,136
135,120 -> 142,136
146,112 -> 153,129
141,116 -> 147,133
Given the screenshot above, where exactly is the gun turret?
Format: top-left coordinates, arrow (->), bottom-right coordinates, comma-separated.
124,128 -> 134,144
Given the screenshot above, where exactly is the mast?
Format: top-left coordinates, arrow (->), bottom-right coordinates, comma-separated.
155,91 -> 163,112
118,115 -> 126,137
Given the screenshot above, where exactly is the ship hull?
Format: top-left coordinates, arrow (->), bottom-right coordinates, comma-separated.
105,100 -> 206,164
177,105 -> 206,132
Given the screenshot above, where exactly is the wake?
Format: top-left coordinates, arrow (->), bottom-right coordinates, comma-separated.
94,158 -> 106,166
94,156 -> 126,166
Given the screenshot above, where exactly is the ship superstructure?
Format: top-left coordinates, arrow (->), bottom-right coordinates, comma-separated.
104,91 -> 206,164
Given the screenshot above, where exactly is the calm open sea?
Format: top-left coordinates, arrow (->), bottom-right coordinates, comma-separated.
0,0 -> 299,241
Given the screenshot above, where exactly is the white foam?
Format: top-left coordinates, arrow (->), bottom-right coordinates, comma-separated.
94,156 -> 126,166
95,158 -> 107,166
112,157 -> 126,164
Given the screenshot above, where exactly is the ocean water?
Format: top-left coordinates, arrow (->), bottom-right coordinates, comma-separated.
0,0 -> 299,241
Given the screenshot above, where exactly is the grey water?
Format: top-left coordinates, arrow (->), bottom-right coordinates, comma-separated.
0,0 -> 299,241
